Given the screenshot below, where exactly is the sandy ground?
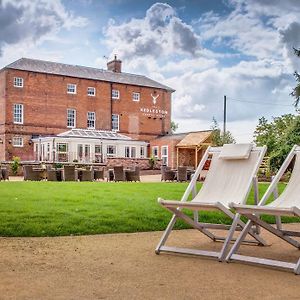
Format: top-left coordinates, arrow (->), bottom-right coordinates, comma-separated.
0,225 -> 300,299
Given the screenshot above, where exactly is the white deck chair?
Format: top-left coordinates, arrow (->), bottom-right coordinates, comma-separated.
226,145 -> 300,274
156,144 -> 267,261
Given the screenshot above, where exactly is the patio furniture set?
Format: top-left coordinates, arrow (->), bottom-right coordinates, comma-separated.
23,165 -> 105,182
161,166 -> 195,182
107,166 -> 140,182
156,143 -> 300,275
22,164 -> 141,182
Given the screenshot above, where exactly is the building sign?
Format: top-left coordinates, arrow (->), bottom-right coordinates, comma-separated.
140,107 -> 168,118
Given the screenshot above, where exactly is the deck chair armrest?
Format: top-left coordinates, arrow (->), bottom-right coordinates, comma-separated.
230,204 -> 300,217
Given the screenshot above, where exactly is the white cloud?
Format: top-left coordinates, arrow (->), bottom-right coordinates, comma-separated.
99,1 -> 297,141
104,2 -> 200,59
0,0 -> 88,56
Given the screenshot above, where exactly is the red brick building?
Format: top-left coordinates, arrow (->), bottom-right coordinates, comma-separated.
0,57 -> 174,161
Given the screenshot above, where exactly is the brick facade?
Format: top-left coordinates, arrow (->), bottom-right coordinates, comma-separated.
0,58 -> 173,161
150,134 -> 186,168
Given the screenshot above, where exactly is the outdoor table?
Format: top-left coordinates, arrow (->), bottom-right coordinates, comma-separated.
32,167 -> 47,180
108,168 -> 132,181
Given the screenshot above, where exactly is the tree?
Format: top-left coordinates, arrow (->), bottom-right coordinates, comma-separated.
170,120 -> 179,133
254,114 -> 295,155
291,47 -> 300,109
254,114 -> 300,171
210,117 -> 235,146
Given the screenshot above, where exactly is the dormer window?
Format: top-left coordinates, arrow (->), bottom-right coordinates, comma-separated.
14,77 -> 23,88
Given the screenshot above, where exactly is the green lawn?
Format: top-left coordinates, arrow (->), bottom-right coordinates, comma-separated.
0,181 -> 298,237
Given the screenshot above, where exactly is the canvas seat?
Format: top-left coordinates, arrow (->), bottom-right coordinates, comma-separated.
156,144 -> 267,261
226,145 -> 300,274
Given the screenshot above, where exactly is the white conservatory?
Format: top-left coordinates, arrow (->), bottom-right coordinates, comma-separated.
32,129 -> 148,163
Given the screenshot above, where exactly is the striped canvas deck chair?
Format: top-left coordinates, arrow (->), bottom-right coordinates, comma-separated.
156,144 -> 267,261
226,145 -> 300,274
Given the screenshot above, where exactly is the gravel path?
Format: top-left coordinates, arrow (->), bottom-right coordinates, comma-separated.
0,225 -> 299,299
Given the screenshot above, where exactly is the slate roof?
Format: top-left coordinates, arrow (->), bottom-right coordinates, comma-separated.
4,58 -> 175,92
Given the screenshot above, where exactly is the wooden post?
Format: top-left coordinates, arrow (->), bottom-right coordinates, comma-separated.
223,95 -> 227,143
176,147 -> 179,168
195,147 -> 198,169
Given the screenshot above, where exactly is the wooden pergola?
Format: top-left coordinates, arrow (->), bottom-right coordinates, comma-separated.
175,131 -> 213,168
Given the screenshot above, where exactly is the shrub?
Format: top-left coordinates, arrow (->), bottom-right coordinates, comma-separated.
11,156 -> 20,175
149,156 -> 156,169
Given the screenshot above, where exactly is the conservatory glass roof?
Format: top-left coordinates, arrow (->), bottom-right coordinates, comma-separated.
57,129 -> 132,140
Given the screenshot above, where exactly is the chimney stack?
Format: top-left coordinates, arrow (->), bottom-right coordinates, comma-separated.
107,55 -> 122,73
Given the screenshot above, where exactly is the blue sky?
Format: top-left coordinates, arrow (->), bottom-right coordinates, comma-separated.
1,0 -> 299,141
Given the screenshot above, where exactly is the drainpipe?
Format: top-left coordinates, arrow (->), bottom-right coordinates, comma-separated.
38,138 -> 42,162
110,83 -> 113,130
162,91 -> 166,135
52,138 -> 55,163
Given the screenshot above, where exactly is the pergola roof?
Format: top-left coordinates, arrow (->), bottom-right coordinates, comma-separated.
176,131 -> 212,147
57,129 -> 132,140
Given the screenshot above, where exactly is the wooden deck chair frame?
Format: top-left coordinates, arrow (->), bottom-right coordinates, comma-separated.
156,145 -> 267,261
226,145 -> 300,274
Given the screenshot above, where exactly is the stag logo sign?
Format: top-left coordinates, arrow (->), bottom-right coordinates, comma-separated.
151,93 -> 159,105
140,93 -> 168,118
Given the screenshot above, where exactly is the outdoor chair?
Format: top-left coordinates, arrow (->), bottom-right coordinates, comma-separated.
47,169 -> 58,181
94,167 -> 104,181
63,165 -> 78,181
126,166 -> 140,182
156,144 -> 267,261
113,166 -> 126,181
23,165 -> 42,181
81,168 -> 94,181
1,168 -> 9,181
177,166 -> 188,182
161,166 -> 175,181
226,145 -> 300,274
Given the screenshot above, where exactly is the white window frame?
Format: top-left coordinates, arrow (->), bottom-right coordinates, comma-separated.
67,109 -> 76,128
87,111 -> 96,129
132,92 -> 140,102
161,145 -> 168,166
14,77 -> 23,88
140,146 -> 145,158
13,104 -> 23,124
107,145 -> 116,157
112,89 -> 120,99
125,146 -> 130,158
67,84 -> 77,94
12,137 -> 23,147
112,114 -> 120,131
131,147 -> 136,158
152,146 -> 159,158
56,142 -> 69,162
87,87 -> 96,97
